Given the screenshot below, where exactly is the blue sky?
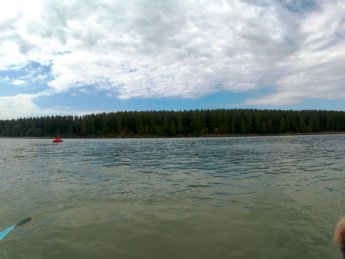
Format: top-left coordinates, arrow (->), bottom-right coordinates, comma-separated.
0,0 -> 345,119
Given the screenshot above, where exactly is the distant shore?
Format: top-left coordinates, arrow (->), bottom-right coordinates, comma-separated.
1,131 -> 345,139
2,109 -> 345,138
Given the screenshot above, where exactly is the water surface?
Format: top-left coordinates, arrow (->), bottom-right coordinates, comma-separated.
0,135 -> 344,258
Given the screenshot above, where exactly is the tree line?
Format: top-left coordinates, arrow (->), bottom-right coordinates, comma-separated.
1,109 -> 345,137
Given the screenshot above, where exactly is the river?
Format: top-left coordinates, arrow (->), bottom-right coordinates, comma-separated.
0,135 -> 344,258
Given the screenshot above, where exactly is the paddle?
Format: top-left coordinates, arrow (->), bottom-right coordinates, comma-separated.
0,217 -> 32,240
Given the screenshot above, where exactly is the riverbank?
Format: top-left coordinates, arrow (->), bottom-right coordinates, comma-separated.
1,131 -> 345,139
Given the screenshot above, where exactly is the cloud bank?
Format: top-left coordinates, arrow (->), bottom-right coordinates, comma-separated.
0,0 -> 345,118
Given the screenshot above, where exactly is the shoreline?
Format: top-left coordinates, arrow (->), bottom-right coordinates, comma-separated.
1,132 -> 345,139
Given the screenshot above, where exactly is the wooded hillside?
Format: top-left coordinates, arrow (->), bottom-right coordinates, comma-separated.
1,109 -> 345,137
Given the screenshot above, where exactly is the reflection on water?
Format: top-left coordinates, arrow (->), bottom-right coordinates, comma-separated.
0,135 -> 345,258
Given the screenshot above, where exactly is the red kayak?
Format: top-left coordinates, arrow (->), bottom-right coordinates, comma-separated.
53,139 -> 64,143
52,135 -> 64,143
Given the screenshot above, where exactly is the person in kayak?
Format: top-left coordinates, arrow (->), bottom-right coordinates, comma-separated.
53,135 -> 64,143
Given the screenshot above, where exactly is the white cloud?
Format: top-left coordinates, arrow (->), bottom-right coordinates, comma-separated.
0,0 -> 345,111
0,92 -> 95,119
43,0 -> 297,98
0,94 -> 51,119
11,79 -> 26,86
248,0 -> 345,105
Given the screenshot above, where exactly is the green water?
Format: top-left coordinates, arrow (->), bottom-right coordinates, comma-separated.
0,136 -> 344,258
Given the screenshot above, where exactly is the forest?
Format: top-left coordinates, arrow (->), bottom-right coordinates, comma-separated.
1,109 -> 345,137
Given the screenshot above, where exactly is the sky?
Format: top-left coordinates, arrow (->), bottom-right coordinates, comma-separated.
0,0 -> 345,119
